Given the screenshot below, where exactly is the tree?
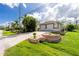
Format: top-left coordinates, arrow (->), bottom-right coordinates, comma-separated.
22,15 -> 37,32
5,26 -> 10,31
10,20 -> 20,33
0,26 -> 4,30
66,24 -> 75,31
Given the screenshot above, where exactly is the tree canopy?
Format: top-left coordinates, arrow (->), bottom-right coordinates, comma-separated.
22,16 -> 37,32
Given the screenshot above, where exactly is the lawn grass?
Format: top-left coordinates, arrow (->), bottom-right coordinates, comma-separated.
3,31 -> 16,36
4,31 -> 79,56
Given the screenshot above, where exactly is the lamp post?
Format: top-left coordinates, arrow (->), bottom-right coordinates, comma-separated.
18,3 -> 21,24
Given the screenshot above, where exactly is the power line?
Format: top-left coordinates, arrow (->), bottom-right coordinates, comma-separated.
18,4 -> 43,20
26,5 -> 42,14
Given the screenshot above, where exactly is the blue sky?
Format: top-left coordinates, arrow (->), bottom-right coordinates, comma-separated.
0,3 -> 44,25
0,3 -> 79,26
0,3 -> 19,23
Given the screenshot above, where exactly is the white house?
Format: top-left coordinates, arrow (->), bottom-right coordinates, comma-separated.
39,21 -> 63,32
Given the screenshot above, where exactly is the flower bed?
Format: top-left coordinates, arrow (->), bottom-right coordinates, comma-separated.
28,33 -> 61,44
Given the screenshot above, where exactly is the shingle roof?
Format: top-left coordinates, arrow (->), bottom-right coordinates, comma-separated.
40,21 -> 61,25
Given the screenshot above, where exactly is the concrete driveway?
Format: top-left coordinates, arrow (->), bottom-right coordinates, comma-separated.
0,31 -> 47,56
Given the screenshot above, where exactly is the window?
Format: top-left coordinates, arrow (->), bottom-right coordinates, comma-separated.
45,24 -> 47,29
52,23 -> 54,29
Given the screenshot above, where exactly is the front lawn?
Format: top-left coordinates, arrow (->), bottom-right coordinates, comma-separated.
4,31 -> 79,56
3,31 -> 16,36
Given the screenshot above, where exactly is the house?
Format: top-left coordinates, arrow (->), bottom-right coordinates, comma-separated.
39,21 -> 63,32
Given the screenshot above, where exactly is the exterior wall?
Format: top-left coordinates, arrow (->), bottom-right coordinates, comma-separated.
40,25 -> 45,30
40,23 -> 61,32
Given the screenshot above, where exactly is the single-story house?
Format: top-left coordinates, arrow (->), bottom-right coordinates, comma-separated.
39,21 -> 63,32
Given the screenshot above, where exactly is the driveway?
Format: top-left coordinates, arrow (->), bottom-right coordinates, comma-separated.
0,31 -> 47,56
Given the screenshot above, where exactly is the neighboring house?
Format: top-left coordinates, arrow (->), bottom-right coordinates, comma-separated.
39,21 -> 63,32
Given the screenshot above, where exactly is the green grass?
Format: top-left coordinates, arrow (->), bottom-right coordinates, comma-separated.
4,31 -> 79,56
3,31 -> 16,36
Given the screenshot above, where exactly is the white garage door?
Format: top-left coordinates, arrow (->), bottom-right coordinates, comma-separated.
47,24 -> 53,30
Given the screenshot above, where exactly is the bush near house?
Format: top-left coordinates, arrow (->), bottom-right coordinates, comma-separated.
66,24 -> 76,31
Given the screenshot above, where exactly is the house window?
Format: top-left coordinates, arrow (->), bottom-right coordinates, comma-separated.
40,25 -> 41,29
58,23 -> 60,28
45,24 -> 47,29
54,23 -> 57,28
53,23 -> 55,29
52,23 -> 54,29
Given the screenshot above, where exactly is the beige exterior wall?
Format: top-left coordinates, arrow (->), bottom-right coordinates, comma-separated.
40,25 -> 45,30
40,23 -> 61,32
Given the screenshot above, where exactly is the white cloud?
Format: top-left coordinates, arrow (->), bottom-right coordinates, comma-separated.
2,3 -> 27,8
70,3 -> 79,10
2,3 -> 78,22
27,3 -> 79,22
27,12 -> 42,20
38,4 -> 63,21
44,3 -> 79,20
2,3 -> 19,8
23,3 -> 27,8
26,4 -> 63,21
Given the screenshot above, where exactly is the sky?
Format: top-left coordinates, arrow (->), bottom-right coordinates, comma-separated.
0,3 -> 79,26
0,3 -> 43,26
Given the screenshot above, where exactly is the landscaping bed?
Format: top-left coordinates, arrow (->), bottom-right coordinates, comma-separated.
28,33 -> 61,44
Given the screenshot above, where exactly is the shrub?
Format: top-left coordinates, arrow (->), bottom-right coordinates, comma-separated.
33,33 -> 36,39
66,24 -> 75,31
5,26 -> 10,31
59,32 -> 65,35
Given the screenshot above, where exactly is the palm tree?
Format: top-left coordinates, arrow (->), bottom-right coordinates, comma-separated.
10,20 -> 20,33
